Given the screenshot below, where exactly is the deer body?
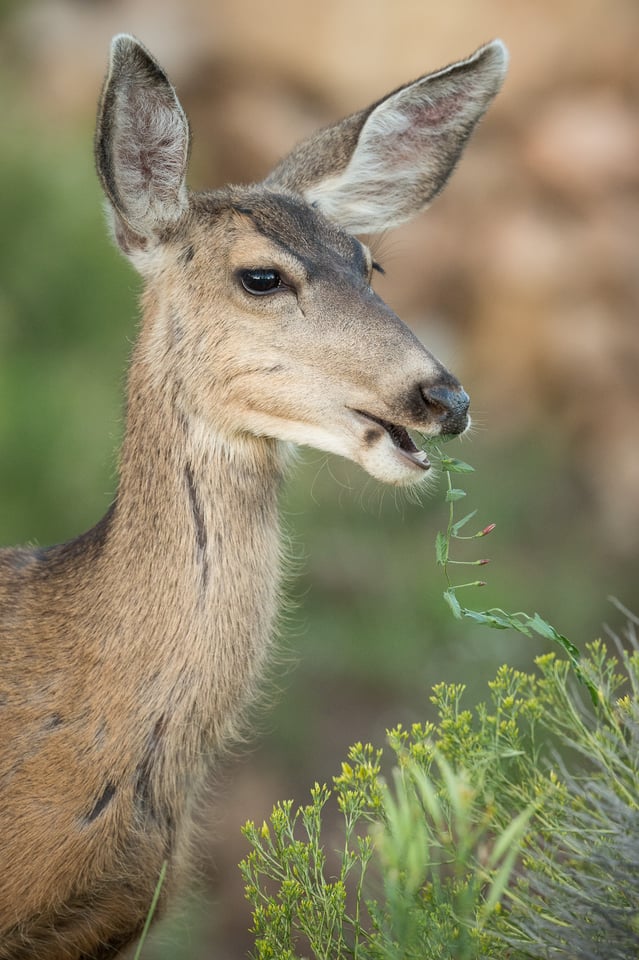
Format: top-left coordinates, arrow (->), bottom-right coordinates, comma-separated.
0,37 -> 506,958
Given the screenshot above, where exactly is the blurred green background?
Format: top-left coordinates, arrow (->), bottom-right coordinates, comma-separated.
1,1 -> 638,957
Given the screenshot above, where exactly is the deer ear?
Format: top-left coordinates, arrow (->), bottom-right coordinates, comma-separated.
266,40 -> 508,234
95,35 -> 190,262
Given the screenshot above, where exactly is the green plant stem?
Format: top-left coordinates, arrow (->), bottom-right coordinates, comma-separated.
132,860 -> 167,960
432,445 -> 600,708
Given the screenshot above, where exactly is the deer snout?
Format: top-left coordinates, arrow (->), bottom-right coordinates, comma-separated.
421,382 -> 470,436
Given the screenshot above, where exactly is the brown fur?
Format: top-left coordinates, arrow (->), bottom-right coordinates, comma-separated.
0,35 -> 506,958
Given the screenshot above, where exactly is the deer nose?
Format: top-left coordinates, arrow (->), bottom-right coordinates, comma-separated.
421,383 -> 470,436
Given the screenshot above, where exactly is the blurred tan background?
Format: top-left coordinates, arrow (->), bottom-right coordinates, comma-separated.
0,1 -> 638,957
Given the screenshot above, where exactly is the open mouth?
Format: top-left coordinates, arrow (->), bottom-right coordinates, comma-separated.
355,410 -> 431,470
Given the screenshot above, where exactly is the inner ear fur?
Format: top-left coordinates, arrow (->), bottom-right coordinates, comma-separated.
266,40 -> 508,235
95,34 -> 190,255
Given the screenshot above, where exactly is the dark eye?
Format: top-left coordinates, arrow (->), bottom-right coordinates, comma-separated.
240,268 -> 283,295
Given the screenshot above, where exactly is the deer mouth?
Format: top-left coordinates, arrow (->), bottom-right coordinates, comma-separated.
354,410 -> 431,471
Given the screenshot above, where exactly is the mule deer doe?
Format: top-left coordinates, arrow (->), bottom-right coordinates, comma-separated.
0,35 -> 507,959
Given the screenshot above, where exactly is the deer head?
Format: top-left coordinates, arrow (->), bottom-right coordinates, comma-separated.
96,35 -> 507,485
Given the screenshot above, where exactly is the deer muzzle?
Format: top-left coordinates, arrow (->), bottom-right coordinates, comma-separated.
421,383 -> 470,437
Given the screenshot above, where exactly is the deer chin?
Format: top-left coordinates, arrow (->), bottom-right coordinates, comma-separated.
352,409 -> 434,486
235,407 -> 433,486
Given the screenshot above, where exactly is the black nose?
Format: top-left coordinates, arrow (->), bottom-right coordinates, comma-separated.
422,383 -> 470,435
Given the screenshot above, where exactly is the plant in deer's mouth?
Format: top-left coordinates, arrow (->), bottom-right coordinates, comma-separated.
426,443 -> 600,707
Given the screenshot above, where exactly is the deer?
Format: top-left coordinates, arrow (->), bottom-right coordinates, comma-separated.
0,34 -> 507,959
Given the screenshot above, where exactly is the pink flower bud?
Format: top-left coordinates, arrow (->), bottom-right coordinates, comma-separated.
480,523 -> 496,537
478,559 -> 491,566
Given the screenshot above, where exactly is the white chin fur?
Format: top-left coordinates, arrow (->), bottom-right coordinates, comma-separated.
241,410 -> 432,487
358,434 -> 432,487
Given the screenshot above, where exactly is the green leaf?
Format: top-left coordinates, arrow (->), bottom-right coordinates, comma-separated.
529,613 -> 581,660
409,765 -> 446,831
529,614 -> 579,659
527,613 -> 559,642
487,804 -> 534,869
445,487 -> 467,502
435,531 -> 449,566
462,609 -> 512,630
481,807 -> 533,917
441,457 -> 475,474
443,589 -> 463,619
451,510 -> 478,536
435,751 -> 469,825
527,613 -> 599,705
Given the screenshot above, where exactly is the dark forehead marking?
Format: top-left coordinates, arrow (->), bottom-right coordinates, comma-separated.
231,193 -> 367,279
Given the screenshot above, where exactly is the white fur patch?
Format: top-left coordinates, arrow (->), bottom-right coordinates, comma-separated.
111,87 -> 189,230
306,40 -> 508,234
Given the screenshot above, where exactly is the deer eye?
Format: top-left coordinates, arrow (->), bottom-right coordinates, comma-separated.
240,268 -> 283,295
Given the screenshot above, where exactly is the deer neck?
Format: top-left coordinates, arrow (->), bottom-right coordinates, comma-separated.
93,306 -> 288,752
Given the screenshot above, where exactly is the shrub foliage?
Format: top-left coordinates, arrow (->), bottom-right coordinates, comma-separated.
242,638 -> 639,958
